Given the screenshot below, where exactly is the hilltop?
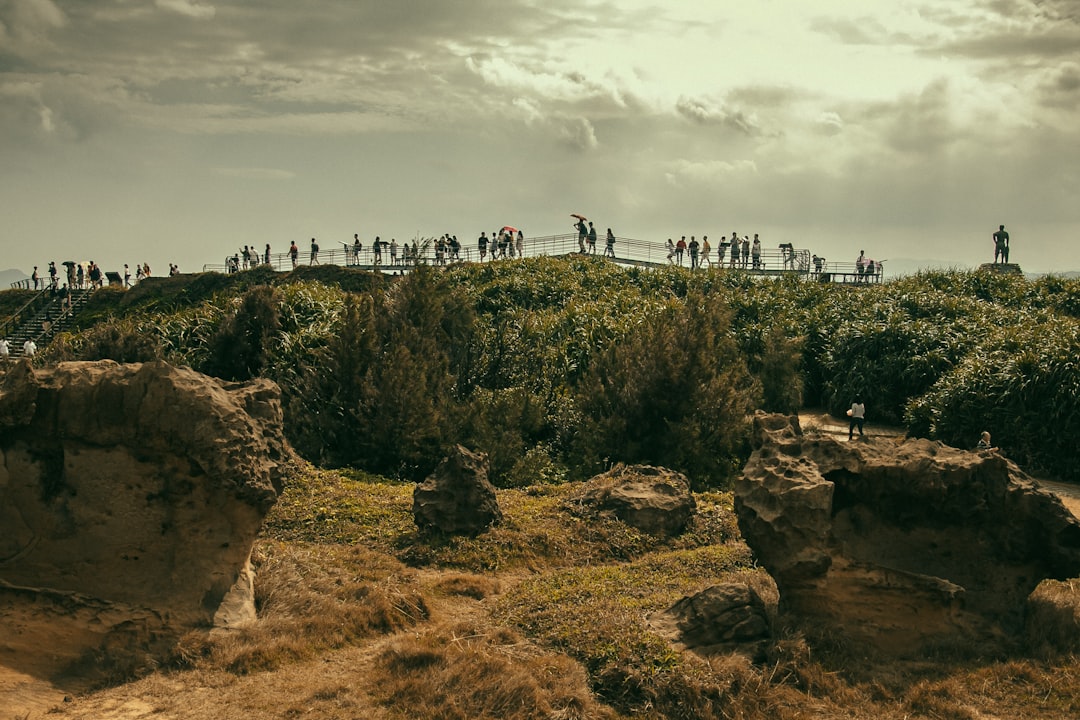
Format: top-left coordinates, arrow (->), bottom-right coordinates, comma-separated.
5,258 -> 1080,719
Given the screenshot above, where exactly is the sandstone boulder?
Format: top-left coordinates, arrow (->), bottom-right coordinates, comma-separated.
413,445 -> 501,534
579,464 -> 696,536
0,360 -> 292,679
735,411 -> 1080,656
651,583 -> 773,660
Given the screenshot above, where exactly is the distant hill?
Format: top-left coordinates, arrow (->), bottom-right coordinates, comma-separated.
0,268 -> 29,289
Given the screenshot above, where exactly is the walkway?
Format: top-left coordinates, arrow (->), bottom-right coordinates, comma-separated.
200,233 -> 883,284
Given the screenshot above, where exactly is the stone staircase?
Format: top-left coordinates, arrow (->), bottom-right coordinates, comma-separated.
1,287 -> 94,358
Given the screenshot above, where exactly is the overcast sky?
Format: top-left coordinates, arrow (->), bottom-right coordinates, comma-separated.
2,0 -> 1079,277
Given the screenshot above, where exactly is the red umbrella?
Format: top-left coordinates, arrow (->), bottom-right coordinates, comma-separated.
570,213 -> 587,221
502,225 -> 518,234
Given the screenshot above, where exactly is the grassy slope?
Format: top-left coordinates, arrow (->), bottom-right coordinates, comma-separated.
48,466 -> 1080,720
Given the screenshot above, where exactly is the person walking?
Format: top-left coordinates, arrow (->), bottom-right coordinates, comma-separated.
289,241 -> 299,268
701,236 -> 712,267
22,338 -> 37,359
0,338 -> 9,361
309,238 -> 320,265
604,228 -> 616,258
847,398 -> 865,440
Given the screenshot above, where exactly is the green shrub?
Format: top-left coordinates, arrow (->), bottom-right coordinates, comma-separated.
201,285 -> 283,381
572,292 -> 758,488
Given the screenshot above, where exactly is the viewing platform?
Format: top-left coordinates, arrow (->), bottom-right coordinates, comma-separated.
200,233 -> 884,284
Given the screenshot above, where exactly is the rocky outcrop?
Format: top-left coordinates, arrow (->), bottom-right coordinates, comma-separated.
0,360 -> 292,678
578,464 -> 696,536
735,412 -> 1080,656
651,583 -> 773,660
413,445 -> 502,534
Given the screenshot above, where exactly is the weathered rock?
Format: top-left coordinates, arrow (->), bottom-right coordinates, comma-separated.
579,464 -> 696,536
1025,579 -> 1080,655
0,360 -> 292,679
413,445 -> 501,534
659,583 -> 772,656
735,411 -> 1080,656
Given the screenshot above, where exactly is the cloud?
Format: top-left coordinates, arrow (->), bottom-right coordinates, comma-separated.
1036,61 -> 1080,110
555,116 -> 597,150
675,96 -> 759,135
154,0 -> 216,20
663,158 -> 758,186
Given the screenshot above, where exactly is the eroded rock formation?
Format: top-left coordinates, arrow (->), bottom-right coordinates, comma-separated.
0,360 -> 291,679
651,582 -> 773,660
735,411 -> 1080,656
413,445 -> 502,534
578,463 -> 696,536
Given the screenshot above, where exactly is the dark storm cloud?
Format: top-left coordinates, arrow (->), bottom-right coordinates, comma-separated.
0,0 -> 626,143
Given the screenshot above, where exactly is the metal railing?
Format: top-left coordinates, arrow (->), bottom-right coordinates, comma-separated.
198,234 -> 868,280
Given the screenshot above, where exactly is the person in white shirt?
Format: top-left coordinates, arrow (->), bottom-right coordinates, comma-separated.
847,398 -> 865,439
23,339 -> 37,358
0,338 -> 9,360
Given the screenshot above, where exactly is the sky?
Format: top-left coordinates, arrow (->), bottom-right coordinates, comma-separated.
2,0 -> 1079,277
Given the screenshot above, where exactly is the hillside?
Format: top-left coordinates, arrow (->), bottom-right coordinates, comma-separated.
14,454 -> 1080,720
5,259 -> 1080,719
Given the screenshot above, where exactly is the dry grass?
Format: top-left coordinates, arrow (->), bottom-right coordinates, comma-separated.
32,470 -> 1080,720
369,621 -> 618,719
1026,578 -> 1080,656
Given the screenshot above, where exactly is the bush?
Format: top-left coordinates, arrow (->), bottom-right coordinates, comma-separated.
202,285 -> 282,381
572,292 -> 758,488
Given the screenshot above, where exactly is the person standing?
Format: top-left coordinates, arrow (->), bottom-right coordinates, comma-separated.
48,261 -> 57,289
22,338 -> 37,359
993,225 -> 1010,264
352,234 -> 362,266
587,222 -> 598,255
264,243 -> 272,266
289,241 -> 299,268
688,236 -> 700,269
575,218 -> 587,253
701,236 -> 711,267
478,232 -> 488,262
0,337 -> 9,361
666,238 -> 676,264
751,234 -> 761,269
847,398 -> 865,440
124,264 -> 131,287
309,238 -> 320,265
604,228 -> 616,258
32,266 -> 39,290
516,230 -> 524,258
741,235 -> 750,268
675,236 -> 687,265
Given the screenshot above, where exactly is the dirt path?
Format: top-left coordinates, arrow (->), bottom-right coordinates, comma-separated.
799,409 -> 1080,518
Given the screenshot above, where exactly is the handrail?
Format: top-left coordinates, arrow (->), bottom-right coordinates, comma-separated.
0,287 -> 53,341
